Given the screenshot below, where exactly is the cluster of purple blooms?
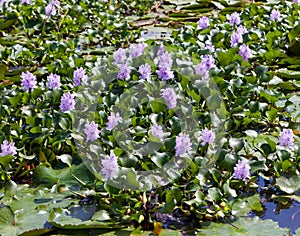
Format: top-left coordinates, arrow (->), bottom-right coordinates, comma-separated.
228,12 -> 241,26
161,88 -> 177,109
201,128 -> 215,146
233,160 -> 251,181
198,16 -> 210,30
175,133 -> 192,156
129,43 -> 146,58
138,64 -> 151,81
21,71 -> 37,91
238,44 -> 251,61
0,140 -> 17,156
230,25 -> 247,48
150,124 -> 164,141
195,55 -> 215,79
106,112 -> 121,131
270,9 -> 281,21
156,46 -> 174,81
45,0 -> 60,16
60,92 -> 75,113
101,151 -> 119,180
84,121 -> 100,142
47,73 -> 61,89
73,67 -> 88,86
113,43 -> 146,80
278,129 -> 294,147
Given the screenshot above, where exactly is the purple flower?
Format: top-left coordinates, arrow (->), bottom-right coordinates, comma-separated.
84,121 -> 100,142
202,55 -> 215,70
279,129 -> 294,147
175,133 -> 192,156
205,43 -> 215,52
0,140 -> 17,156
73,67 -> 88,86
201,128 -> 215,146
129,43 -> 146,58
60,92 -> 75,113
113,48 -> 126,64
270,9 -> 280,21
233,160 -> 251,181
45,3 -> 56,16
198,16 -> 210,29
47,73 -> 61,89
21,71 -> 37,91
150,124 -> 164,141
48,0 -> 60,6
236,25 -> 247,35
229,12 -> 241,26
230,32 -> 243,47
195,62 -> 209,79
157,67 -> 174,81
101,151 -> 119,180
117,64 -> 131,80
45,0 -> 60,15
294,0 -> 300,4
239,44 -> 251,61
106,112 -> 121,130
161,88 -> 177,108
138,63 -> 151,81
159,52 -> 173,69
157,44 -> 165,57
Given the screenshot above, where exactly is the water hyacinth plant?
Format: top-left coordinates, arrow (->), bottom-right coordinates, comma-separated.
0,0 -> 299,235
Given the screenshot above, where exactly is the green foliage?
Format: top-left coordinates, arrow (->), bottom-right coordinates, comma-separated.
0,0 -> 299,234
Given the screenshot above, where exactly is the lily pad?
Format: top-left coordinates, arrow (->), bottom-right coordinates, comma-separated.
198,217 -> 289,235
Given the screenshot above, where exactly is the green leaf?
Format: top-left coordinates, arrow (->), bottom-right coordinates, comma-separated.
231,194 -> 262,216
92,210 -> 111,222
0,154 -> 14,169
57,154 -> 72,167
125,170 -> 140,189
276,174 -> 300,194
198,217 -> 289,235
217,48 -> 238,67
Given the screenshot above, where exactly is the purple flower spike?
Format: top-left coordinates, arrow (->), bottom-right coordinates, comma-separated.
117,64 -> 131,80
238,44 -> 251,61
270,9 -> 280,21
113,48 -> 127,64
129,43 -> 146,58
0,140 -> 17,156
175,133 -> 192,156
158,52 -> 173,69
21,71 -> 37,91
157,67 -> 174,81
201,128 -> 215,146
138,63 -> 151,81
233,160 -> 251,181
47,73 -> 61,89
84,121 -> 100,142
279,129 -> 294,147
101,151 -> 119,180
60,92 -> 75,113
230,32 -> 243,47
73,67 -> 88,86
198,16 -> 210,29
150,124 -> 164,141
161,88 -> 177,109
229,12 -> 241,26
107,112 -> 121,131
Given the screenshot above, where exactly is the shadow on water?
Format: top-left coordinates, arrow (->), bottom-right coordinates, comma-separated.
249,176 -> 300,235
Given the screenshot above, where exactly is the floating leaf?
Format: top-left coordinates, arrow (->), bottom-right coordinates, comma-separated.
198,217 -> 289,235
